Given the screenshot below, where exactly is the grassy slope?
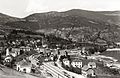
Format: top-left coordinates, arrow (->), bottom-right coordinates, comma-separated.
0,64 -> 43,78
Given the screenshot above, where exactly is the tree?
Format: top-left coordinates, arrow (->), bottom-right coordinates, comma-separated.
88,48 -> 96,55
20,50 -> 24,55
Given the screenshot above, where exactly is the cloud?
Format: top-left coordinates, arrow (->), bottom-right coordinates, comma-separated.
26,0 -> 120,13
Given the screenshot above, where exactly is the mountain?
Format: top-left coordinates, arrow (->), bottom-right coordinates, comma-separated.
5,21 -> 39,31
2,9 -> 119,31
0,13 -> 24,32
23,9 -> 120,30
64,9 -> 120,25
1,9 -> 120,42
0,13 -> 22,24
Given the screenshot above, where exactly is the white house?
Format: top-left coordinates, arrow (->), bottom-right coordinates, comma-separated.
28,54 -> 41,67
3,55 -> 13,67
20,46 -> 31,52
4,55 -> 13,63
10,48 -> 20,57
50,54 -> 54,61
82,65 -> 96,77
6,48 -> 20,57
16,59 -> 32,73
63,58 -> 70,67
104,62 -> 113,67
6,48 -> 10,56
71,59 -> 82,68
88,62 -> 96,68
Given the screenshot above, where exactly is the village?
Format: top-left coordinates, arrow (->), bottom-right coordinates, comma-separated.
0,30 -> 120,78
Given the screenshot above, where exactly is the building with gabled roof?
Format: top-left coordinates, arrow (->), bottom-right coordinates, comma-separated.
20,46 -> 31,51
88,62 -> 96,68
16,59 -> 32,73
3,55 -> 14,67
71,59 -> 82,68
63,58 -> 70,67
82,65 -> 96,77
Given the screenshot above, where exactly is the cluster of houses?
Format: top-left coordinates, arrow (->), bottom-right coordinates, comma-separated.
87,54 -> 120,73
15,51 -> 46,73
62,56 -> 97,77
0,38 -> 47,73
3,47 -> 45,73
0,37 -> 61,74
16,59 -> 32,73
97,57 -> 120,73
1,30 -> 120,78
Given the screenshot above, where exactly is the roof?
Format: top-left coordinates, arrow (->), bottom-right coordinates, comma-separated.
31,53 -> 41,60
82,65 -> 89,71
5,55 -> 13,61
71,57 -> 96,66
72,59 -> 82,62
5,55 -> 13,58
63,58 -> 69,61
12,48 -> 20,52
17,59 -> 32,67
15,54 -> 28,62
20,46 -> 30,48
88,62 -> 96,66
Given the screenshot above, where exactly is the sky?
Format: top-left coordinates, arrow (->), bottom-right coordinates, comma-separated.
0,0 -> 120,18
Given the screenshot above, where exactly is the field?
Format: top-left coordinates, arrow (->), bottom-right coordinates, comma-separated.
0,64 -> 44,78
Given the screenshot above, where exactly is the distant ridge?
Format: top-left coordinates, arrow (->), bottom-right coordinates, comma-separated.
0,9 -> 120,42
0,13 -> 22,24
0,9 -> 119,30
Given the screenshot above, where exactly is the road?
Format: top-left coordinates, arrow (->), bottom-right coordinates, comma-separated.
42,61 -> 86,78
43,62 -> 68,78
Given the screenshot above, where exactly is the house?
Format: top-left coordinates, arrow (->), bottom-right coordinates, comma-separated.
28,54 -> 41,67
82,65 -> 96,77
0,34 -> 4,38
39,48 -> 45,53
6,48 -> 10,56
102,58 -> 114,67
103,61 -> 113,67
16,59 -> 32,73
88,62 -> 96,68
71,59 -> 82,68
10,48 -> 20,57
20,46 -> 31,51
49,54 -> 54,61
5,48 -> 20,57
62,58 -> 70,67
3,55 -> 13,67
12,48 -> 20,54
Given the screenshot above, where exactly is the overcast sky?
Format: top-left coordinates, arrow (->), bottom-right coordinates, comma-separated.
0,0 -> 120,18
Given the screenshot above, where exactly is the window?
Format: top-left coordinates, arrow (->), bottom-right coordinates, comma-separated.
72,76 -> 75,78
36,62 -> 39,65
23,69 -> 26,73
